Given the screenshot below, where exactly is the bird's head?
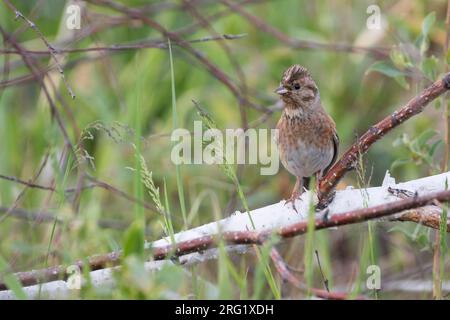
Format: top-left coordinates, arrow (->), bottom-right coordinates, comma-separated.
275,64 -> 319,108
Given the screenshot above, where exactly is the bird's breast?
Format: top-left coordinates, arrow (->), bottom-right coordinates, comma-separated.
276,115 -> 334,177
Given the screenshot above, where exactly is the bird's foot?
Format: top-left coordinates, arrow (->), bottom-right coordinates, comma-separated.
285,191 -> 302,213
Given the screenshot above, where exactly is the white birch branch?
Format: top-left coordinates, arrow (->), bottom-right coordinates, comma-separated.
1,171 -> 449,299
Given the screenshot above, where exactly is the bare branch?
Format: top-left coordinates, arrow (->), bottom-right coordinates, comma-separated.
270,248 -> 364,299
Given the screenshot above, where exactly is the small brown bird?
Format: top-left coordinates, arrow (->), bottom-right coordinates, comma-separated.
275,64 -> 339,212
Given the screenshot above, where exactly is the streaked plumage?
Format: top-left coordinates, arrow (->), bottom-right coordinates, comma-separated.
275,64 -> 338,212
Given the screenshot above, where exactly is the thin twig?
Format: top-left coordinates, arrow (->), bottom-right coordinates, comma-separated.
270,247 -> 364,299
221,0 -> 389,59
0,206 -> 136,231
0,26 -> 75,154
2,0 -> 75,98
0,34 -> 248,55
86,0 -> 268,113
314,250 -> 329,292
0,173 -> 159,214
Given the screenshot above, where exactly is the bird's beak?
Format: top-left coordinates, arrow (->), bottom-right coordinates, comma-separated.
275,85 -> 288,95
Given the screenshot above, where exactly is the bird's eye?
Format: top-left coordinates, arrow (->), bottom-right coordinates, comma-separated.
293,83 -> 301,90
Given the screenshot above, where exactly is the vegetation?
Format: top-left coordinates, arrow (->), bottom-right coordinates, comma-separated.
0,0 -> 449,299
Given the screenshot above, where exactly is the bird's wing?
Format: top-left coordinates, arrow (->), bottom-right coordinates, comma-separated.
324,131 -> 339,175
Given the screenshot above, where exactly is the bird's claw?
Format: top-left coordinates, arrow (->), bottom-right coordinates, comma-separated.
285,194 -> 301,213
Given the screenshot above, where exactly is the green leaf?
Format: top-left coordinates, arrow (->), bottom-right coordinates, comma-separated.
394,75 -> 410,90
367,61 -> 405,78
429,139 -> 443,157
435,99 -> 441,110
421,12 -> 436,39
390,46 -> 412,70
416,129 -> 437,147
421,56 -> 438,79
392,133 -> 409,147
390,158 -> 410,171
418,12 -> 436,55
123,221 -> 145,259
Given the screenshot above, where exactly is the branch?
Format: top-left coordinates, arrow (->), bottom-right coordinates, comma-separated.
270,248 -> 366,299
317,72 -> 450,208
1,171 -> 450,292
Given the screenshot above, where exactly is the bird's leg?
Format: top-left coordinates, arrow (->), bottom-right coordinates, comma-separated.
315,170 -> 324,195
285,176 -> 303,213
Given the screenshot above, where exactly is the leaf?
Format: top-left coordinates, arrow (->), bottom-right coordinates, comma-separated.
421,12 -> 436,39
123,221 -> 145,259
390,158 -> 410,171
429,139 -> 443,157
394,75 -> 410,90
417,233 -> 432,251
392,133 -> 409,147
367,61 -> 405,78
416,129 -> 437,147
435,100 -> 441,110
421,56 -> 438,79
390,46 -> 412,70
417,12 -> 436,55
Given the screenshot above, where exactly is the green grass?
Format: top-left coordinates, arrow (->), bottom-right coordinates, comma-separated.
168,39 -> 188,229
0,0 -> 449,300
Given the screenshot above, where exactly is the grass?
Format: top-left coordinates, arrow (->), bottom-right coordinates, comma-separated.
303,187 -> 316,296
193,100 -> 281,299
168,39 -> 188,229
0,0 -> 449,300
356,152 -> 379,299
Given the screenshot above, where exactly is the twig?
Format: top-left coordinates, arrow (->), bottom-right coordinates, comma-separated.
388,187 -> 449,231
0,26 -> 74,155
0,173 -> 159,214
392,206 -> 448,232
0,154 -> 50,224
0,0 -> 259,76
0,34 -> 248,55
86,0 -> 268,113
221,0 -> 389,59
314,250 -> 329,292
270,247 -> 363,299
317,72 -> 450,208
0,173 -> 56,191
2,0 -> 75,99
0,206 -> 135,231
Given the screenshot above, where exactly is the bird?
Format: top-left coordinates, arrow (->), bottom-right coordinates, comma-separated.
275,64 -> 339,212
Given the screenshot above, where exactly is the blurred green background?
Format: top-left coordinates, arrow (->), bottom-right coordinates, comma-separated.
0,0 -> 448,299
